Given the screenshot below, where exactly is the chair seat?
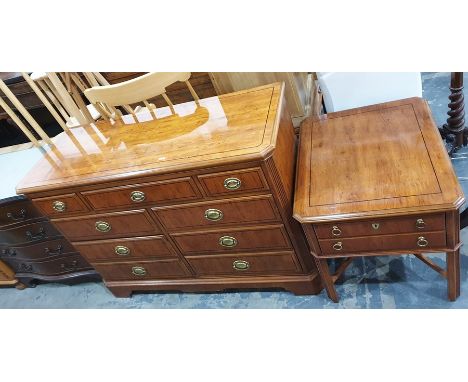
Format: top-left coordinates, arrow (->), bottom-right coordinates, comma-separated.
65,103 -> 101,128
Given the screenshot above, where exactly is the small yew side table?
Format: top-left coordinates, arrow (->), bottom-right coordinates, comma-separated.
293,98 -> 465,302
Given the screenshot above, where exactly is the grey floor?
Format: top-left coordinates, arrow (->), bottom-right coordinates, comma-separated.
1,72 -> 467,309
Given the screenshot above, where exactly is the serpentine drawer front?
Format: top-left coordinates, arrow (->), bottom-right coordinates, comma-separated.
294,98 -> 465,303
16,83 -> 321,297
0,196 -> 97,287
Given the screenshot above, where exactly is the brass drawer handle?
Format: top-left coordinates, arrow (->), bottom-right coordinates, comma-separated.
52,200 -> 66,212
26,227 -> 46,241
332,226 -> 341,236
333,242 -> 343,251
130,190 -> 146,202
132,266 -> 147,276
233,260 -> 250,271
224,177 -> 241,190
205,208 -> 223,221
219,235 -> 237,248
416,219 -> 425,229
95,221 -> 111,232
115,245 -> 130,256
417,236 -> 429,247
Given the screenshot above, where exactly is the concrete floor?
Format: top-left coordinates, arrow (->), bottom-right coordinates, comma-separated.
1,72 -> 467,308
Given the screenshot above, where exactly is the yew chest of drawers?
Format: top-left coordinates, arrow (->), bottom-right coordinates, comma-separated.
16,83 -> 321,297
294,98 -> 465,302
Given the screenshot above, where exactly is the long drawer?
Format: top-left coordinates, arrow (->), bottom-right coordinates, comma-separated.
74,236 -> 177,263
81,177 -> 201,211
318,231 -> 447,255
314,213 -> 446,239
53,209 -> 161,241
7,253 -> 91,276
172,224 -> 292,255
153,195 -> 280,231
1,237 -> 76,261
0,199 -> 42,228
186,251 -> 301,276
0,221 -> 61,246
93,259 -> 191,281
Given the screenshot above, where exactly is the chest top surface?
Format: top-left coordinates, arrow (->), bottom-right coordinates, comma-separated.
294,97 -> 465,223
16,83 -> 284,195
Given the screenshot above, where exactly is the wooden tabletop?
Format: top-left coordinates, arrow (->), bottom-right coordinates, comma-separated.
16,83 -> 284,194
294,97 -> 465,223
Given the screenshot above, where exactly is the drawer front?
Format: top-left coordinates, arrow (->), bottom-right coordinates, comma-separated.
82,177 -> 201,211
0,199 -> 42,228
172,225 -> 292,255
32,193 -> 89,218
198,168 -> 269,196
153,195 -> 280,231
74,236 -> 176,263
314,213 -> 446,239
7,253 -> 91,276
53,210 -> 160,241
93,259 -> 190,281
318,231 -> 447,255
0,221 -> 61,246
1,238 -> 76,261
186,251 -> 301,276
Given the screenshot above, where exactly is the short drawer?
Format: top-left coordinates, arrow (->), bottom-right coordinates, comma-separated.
73,236 -> 176,263
1,238 -> 76,262
153,195 -> 280,231
318,231 -> 447,255
7,253 -> 91,276
186,251 -> 301,276
198,168 -> 269,196
0,199 -> 42,228
172,224 -> 292,255
0,221 -> 61,246
314,213 -> 446,239
93,259 -> 191,281
53,210 -> 160,241
32,193 -> 90,218
81,177 -> 201,211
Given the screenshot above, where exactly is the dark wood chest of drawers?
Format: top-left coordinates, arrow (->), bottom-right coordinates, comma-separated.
16,83 -> 321,297
0,195 -> 97,286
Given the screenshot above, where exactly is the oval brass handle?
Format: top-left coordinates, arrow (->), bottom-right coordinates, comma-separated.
416,218 -> 425,229
219,235 -> 237,248
205,208 -> 223,221
333,242 -> 343,251
52,201 -> 66,212
132,266 -> 147,276
115,245 -> 130,256
224,177 -> 241,190
332,226 -> 341,236
233,260 -> 250,271
417,236 -> 428,247
95,221 -> 111,233
130,190 -> 146,202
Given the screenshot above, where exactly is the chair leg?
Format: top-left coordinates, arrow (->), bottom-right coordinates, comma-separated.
315,257 -> 339,302
447,250 -> 460,301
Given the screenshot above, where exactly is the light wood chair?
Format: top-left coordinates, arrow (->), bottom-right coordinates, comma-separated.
26,72 -> 102,128
84,72 -> 200,122
0,78 -> 53,147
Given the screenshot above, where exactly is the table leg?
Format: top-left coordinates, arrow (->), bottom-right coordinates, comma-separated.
447,249 -> 460,301
315,257 -> 339,302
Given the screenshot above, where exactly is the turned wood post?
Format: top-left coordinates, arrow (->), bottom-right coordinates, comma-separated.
443,72 -> 465,148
